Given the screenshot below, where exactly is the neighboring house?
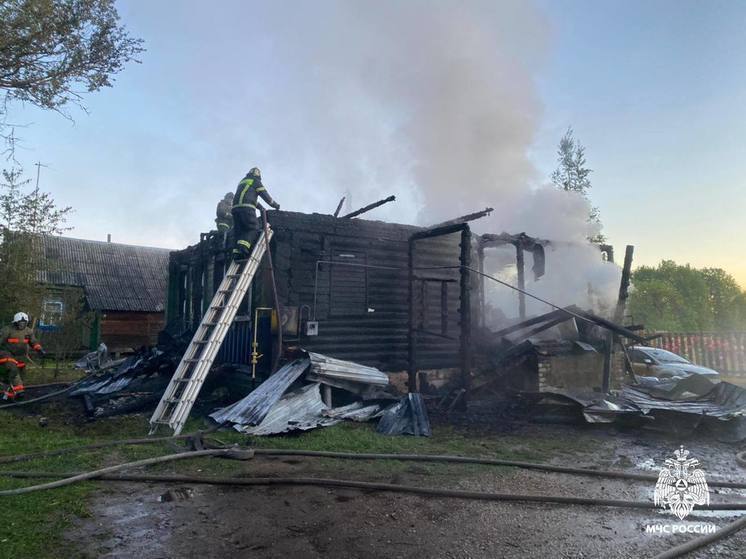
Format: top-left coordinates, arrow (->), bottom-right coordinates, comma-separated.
37,235 -> 171,352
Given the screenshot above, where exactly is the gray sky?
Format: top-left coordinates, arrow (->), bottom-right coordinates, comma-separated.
7,0 -> 746,286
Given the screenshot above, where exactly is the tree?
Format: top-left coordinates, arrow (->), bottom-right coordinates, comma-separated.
550,127 -> 604,242
0,164 -> 73,324
0,166 -> 72,234
0,0 -> 144,151
628,260 -> 746,332
0,0 -> 143,114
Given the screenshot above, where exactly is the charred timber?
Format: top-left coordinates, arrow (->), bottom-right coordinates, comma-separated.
429,207 -> 494,229
459,226 -> 472,399
408,222 -> 471,394
341,195 -> 396,219
491,307 -> 576,338
333,197 -> 346,217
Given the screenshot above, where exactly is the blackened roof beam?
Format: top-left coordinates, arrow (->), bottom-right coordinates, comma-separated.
341,195 -> 396,219
429,207 -> 494,229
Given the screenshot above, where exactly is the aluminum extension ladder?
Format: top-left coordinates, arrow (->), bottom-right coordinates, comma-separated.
149,226 -> 274,435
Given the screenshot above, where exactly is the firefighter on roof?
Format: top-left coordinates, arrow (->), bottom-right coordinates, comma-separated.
215,191 -> 234,233
0,312 -> 44,400
231,167 -> 280,259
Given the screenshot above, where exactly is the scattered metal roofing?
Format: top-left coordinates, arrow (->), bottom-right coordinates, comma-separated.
622,381 -> 746,419
70,350 -> 170,396
35,234 -> 170,312
234,385 -> 385,435
209,359 -> 310,426
306,351 -> 390,386
324,401 -> 384,422
377,393 -> 431,437
541,376 -> 746,441
238,383 -> 335,435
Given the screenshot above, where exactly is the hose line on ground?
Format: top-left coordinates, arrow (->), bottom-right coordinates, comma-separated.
0,448 -> 253,496
652,514 -> 746,559
0,385 -> 74,409
249,449 -> 746,489
1,441 -> 746,489
1,469 -> 746,512
0,428 -> 220,465
736,450 -> 746,469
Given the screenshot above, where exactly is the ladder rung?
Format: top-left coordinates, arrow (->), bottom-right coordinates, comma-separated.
165,397 -> 194,404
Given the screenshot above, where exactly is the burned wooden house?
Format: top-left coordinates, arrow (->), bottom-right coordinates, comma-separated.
167,209 -> 628,400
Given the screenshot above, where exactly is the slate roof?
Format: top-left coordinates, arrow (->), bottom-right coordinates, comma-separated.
36,235 -> 171,312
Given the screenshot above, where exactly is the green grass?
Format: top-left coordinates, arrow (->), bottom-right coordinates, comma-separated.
0,398 -> 603,558
0,411 -> 172,559
21,362 -> 86,385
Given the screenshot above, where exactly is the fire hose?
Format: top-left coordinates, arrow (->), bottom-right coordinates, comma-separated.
736,450 -> 746,469
1,465 -> 746,512
0,448 -> 253,496
0,385 -> 74,409
0,444 -> 744,557
652,514 -> 746,559
2,438 -> 746,488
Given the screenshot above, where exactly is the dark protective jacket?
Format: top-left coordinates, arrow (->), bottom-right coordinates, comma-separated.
0,325 -> 41,358
232,175 -> 277,211
215,193 -> 233,230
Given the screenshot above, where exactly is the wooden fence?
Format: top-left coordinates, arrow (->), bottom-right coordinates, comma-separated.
646,332 -> 746,378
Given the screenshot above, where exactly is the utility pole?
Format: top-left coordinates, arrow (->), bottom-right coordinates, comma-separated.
32,162 -> 48,233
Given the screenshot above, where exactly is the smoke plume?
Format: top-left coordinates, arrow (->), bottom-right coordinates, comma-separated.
203,0 -> 620,315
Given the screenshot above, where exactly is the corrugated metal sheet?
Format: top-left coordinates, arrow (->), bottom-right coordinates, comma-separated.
36,235 -> 170,312
238,383 -> 335,435
622,381 -> 746,419
324,401 -> 384,421
377,393 -> 431,436
236,384 -> 384,435
209,358 -> 310,426
306,351 -> 389,386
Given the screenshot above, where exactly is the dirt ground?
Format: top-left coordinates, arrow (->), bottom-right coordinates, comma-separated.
68,421 -> 746,559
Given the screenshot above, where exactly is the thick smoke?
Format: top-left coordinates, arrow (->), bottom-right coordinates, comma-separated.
208,0 -> 548,224
205,1 -> 620,316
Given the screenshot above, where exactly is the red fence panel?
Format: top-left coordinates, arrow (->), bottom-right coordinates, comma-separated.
645,331 -> 746,378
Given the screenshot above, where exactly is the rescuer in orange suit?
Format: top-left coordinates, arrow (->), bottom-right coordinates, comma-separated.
0,312 -> 44,400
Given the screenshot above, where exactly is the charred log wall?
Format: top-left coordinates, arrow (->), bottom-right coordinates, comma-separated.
166,211 -> 469,371
267,211 -> 463,371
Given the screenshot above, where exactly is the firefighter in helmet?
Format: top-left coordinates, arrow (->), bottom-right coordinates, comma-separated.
0,312 -> 44,400
231,167 -> 280,259
215,191 -> 234,233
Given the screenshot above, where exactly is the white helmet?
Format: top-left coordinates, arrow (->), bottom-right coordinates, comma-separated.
13,312 -> 28,323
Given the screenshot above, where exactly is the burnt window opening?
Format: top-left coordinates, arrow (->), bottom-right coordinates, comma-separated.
329,250 -> 368,316
416,279 -> 454,337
